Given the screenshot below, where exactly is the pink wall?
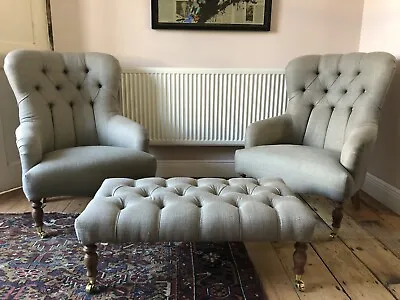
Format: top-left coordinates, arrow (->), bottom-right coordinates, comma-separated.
359,1 -> 400,54
359,0 -> 400,188
51,0 -> 364,69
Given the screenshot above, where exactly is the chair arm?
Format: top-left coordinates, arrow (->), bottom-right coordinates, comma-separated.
100,115 -> 149,152
340,124 -> 378,173
245,114 -> 293,148
15,122 -> 43,172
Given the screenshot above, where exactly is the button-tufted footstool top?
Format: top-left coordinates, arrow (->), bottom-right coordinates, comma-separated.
75,177 -> 316,245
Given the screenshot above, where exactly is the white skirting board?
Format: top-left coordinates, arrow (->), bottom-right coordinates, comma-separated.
156,160 -> 237,178
362,173 -> 400,215
156,160 -> 400,215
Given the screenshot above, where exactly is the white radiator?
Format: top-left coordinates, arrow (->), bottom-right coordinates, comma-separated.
121,68 -> 287,146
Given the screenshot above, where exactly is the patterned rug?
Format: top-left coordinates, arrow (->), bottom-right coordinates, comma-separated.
0,213 -> 266,299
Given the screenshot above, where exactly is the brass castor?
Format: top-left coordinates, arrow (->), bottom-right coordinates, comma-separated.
86,280 -> 96,294
84,245 -> 98,294
36,226 -> 47,239
295,274 -> 305,292
293,242 -> 307,292
330,227 -> 339,239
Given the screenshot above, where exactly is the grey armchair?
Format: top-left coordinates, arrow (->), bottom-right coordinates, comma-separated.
4,50 -> 157,237
235,52 -> 396,237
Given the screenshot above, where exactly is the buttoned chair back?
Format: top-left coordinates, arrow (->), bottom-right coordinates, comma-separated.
5,51 -> 125,170
4,49 -> 156,200
236,52 -> 396,202
286,53 -> 394,152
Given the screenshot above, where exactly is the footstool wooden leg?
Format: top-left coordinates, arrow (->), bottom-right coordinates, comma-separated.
293,242 -> 307,292
84,244 -> 98,294
330,201 -> 344,238
31,198 -> 47,238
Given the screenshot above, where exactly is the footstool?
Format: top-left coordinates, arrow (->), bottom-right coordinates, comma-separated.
75,177 -> 316,293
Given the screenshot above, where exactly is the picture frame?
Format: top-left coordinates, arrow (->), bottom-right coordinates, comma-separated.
151,0 -> 272,31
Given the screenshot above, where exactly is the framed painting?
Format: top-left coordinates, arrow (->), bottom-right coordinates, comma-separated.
151,0 -> 272,31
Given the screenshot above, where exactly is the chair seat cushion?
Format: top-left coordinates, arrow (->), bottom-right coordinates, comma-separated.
24,146 -> 157,199
235,145 -> 354,201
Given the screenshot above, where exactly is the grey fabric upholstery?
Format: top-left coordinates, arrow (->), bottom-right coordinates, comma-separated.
75,177 -> 316,244
4,50 -> 157,200
236,52 -> 396,201
25,146 -> 156,199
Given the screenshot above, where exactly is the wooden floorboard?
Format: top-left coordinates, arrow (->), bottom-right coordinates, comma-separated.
273,241 -> 350,299
246,242 -> 301,300
301,195 -> 395,299
63,197 -> 91,213
304,195 -> 400,299
0,188 -> 399,299
44,196 -> 74,212
343,195 -> 400,260
0,189 -> 26,212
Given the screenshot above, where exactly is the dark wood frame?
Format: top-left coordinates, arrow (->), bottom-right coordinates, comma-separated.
45,0 -> 54,50
151,0 -> 272,31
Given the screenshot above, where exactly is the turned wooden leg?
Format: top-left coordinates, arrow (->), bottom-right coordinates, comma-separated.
84,244 -> 98,294
31,198 -> 46,238
293,242 -> 307,292
351,191 -> 361,210
330,201 -> 344,238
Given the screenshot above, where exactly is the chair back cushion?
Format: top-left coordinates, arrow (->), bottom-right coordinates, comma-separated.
285,52 -> 396,151
4,50 -> 121,153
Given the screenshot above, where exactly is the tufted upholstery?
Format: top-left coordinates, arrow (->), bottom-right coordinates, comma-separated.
4,50 -> 157,200
235,52 -> 396,201
75,177 -> 316,244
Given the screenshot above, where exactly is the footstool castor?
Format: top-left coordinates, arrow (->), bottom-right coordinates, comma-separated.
75,177 -> 316,294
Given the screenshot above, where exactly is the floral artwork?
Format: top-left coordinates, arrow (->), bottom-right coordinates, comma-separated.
152,0 -> 272,31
